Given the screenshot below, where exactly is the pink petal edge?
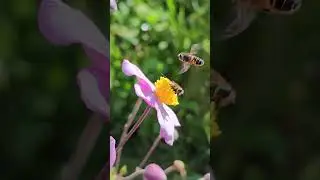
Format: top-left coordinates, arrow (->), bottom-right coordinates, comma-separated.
121,59 -> 155,91
110,136 -> 116,168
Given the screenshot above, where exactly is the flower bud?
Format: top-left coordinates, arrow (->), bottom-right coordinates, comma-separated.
143,163 -> 167,180
173,160 -> 186,176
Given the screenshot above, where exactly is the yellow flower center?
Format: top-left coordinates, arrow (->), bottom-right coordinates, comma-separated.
154,76 -> 179,106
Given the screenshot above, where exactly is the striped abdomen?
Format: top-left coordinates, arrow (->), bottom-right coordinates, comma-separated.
190,56 -> 204,66
261,0 -> 301,13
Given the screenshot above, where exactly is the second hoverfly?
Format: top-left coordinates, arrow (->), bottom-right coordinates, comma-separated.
177,44 -> 205,74
221,0 -> 302,39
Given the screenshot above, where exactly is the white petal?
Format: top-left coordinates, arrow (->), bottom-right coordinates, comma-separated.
155,103 -> 176,145
162,104 -> 181,127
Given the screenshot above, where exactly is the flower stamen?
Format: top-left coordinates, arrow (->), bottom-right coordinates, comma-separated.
154,77 -> 179,106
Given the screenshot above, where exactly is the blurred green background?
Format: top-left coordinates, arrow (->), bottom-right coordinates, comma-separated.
212,0 -> 320,180
110,0 -> 210,179
0,0 -> 108,179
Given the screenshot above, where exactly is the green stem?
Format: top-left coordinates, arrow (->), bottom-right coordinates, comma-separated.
115,98 -> 143,168
61,113 -> 104,180
122,169 -> 145,180
138,134 -> 162,168
116,106 -> 152,153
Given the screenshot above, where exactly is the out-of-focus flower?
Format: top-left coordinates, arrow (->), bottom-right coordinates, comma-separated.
110,0 -> 118,11
37,0 -> 109,117
121,59 -> 181,145
143,163 -> 167,180
37,0 -> 109,58
198,172 -> 212,180
110,136 -> 116,168
77,67 -> 109,117
203,173 -> 211,180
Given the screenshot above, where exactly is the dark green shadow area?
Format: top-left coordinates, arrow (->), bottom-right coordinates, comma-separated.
0,0 -> 108,179
211,0 -> 320,180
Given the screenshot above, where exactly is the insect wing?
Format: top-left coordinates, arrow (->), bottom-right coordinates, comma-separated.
190,44 -> 201,55
221,2 -> 257,40
178,62 -> 191,74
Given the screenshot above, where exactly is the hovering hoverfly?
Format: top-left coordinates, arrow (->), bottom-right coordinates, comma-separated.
160,73 -> 184,96
222,0 -> 302,39
211,70 -> 236,108
177,44 -> 205,74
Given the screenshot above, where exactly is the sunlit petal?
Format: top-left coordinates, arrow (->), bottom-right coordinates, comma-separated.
155,103 -> 176,145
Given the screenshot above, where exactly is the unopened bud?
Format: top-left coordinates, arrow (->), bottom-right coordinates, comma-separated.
173,160 -> 186,176
143,163 -> 167,180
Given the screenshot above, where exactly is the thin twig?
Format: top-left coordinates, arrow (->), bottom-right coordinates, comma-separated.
61,113 -> 104,180
138,134 -> 162,168
116,106 -> 152,153
115,98 -> 143,168
164,166 -> 176,174
122,169 -> 145,180
95,99 -> 143,179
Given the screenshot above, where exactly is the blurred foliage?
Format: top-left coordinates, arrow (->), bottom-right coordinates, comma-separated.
110,0 -> 211,178
211,0 -> 320,180
0,0 -> 108,180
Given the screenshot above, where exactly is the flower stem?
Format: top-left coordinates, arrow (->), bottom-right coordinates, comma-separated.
116,105 -> 152,153
61,113 -> 104,180
164,165 -> 176,174
138,134 -> 162,168
122,169 -> 145,180
95,99 -> 143,179
115,98 -> 143,168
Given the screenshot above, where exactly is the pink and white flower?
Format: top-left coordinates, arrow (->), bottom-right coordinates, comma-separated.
121,59 -> 181,145
37,0 -> 109,117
